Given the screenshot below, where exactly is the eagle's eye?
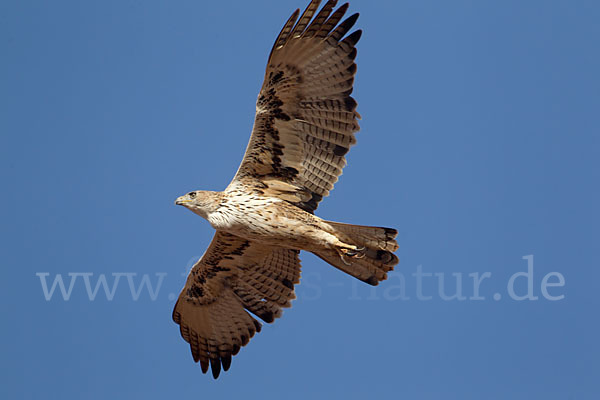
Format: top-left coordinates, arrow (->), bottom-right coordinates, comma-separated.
188,192 -> 196,199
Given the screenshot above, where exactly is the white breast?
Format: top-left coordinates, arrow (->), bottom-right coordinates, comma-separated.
207,194 -> 277,233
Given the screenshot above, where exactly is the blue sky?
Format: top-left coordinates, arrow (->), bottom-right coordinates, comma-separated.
1,0 -> 598,398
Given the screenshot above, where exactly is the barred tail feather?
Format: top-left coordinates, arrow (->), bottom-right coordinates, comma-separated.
326,221 -> 399,252
314,221 -> 399,285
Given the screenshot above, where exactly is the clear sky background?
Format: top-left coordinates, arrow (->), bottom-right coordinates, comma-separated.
1,0 -> 598,399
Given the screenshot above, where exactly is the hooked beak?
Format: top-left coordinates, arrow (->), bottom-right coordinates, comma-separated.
175,196 -> 190,206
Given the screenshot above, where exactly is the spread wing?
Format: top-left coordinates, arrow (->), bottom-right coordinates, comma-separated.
229,0 -> 361,213
172,232 -> 301,379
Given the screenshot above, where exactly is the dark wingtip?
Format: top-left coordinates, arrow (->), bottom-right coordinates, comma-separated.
339,3 -> 350,13
210,358 -> 221,379
253,319 -> 262,333
346,29 -> 362,45
343,13 -> 360,29
221,354 -> 232,372
200,358 -> 209,374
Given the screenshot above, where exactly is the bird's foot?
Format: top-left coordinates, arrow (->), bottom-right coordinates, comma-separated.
337,246 -> 366,265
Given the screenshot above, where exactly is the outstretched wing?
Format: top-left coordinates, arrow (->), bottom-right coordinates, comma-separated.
172,232 -> 301,378
230,0 -> 361,213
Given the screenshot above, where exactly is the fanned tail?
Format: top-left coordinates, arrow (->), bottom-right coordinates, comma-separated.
313,221 -> 399,285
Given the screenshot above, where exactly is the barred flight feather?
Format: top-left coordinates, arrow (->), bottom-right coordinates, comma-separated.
230,0 -> 362,214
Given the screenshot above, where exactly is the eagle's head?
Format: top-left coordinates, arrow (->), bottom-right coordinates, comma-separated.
175,190 -> 216,219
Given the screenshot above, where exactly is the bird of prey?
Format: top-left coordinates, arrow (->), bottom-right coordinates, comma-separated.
173,0 -> 398,379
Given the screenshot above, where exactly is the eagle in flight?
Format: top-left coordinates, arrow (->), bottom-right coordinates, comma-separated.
173,0 -> 398,378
